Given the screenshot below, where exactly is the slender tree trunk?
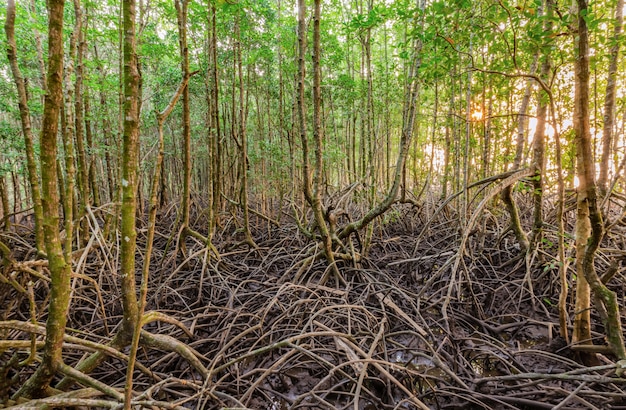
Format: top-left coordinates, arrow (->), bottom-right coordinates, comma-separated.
554,91 -> 568,343
4,0 -> 45,254
442,105 -> 451,199
572,1 -> 592,353
176,0 -> 190,228
209,1 -> 219,218
382,21 -> 391,189
119,0 -> 140,340
15,0 -> 71,398
530,60 -> 548,248
0,173 -> 9,231
74,0 -> 91,224
598,0 -> 624,195
530,3 -> 553,248
312,0 -> 340,280
462,37 -> 473,226
428,81 -> 439,188
124,73 -> 190,409
277,0 -> 291,198
339,0 -> 423,241
84,87 -> 100,207
204,0 -> 217,245
234,12 -> 256,248
362,0 -> 376,253
574,0 -> 626,362
11,171 -> 20,220
295,0 -> 337,280
500,54 -> 539,253
481,75 -> 491,180
61,0 -> 79,260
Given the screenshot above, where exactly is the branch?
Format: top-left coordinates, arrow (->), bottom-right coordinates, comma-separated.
156,70 -> 200,124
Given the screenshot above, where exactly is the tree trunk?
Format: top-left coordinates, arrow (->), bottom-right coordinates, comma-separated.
4,0 -> 46,254
500,54 -> 538,253
530,33 -> 552,248
312,0 -> 340,280
119,0 -> 141,340
84,87 -> 101,207
235,12 -> 256,248
0,173 -> 9,231
124,72 -> 190,410
574,0 -> 626,362
74,0 -> 91,225
339,0 -> 423,242
598,0 -> 624,195
176,0 -> 191,234
209,1 -> 221,228
15,0 -> 71,398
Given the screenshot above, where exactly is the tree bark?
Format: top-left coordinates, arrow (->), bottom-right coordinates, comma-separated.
206,0 -> 221,232
119,0 -> 141,340
500,53 -> 538,253
61,0 -> 79,258
124,72 -> 190,410
598,0 -> 624,195
530,34 -> 552,248
234,11 -> 256,248
175,0 -> 191,234
74,0 -> 91,224
4,0 -> 46,254
574,0 -> 626,362
14,0 -> 71,398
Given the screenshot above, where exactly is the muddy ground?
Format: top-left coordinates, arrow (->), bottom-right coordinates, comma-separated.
2,197 -> 626,409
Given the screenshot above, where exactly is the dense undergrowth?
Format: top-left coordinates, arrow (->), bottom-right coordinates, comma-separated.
1,193 -> 626,409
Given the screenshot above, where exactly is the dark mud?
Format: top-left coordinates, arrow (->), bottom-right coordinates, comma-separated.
2,198 -> 626,409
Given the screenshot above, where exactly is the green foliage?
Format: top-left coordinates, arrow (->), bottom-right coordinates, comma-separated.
0,0 -> 620,229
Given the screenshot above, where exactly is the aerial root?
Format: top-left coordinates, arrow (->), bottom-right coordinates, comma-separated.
2,386 -> 192,409
4,198 -> 626,408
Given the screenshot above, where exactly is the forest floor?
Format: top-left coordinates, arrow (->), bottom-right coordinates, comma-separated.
2,195 -> 626,409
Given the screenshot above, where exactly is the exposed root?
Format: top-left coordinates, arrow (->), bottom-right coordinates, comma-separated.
2,197 -> 626,409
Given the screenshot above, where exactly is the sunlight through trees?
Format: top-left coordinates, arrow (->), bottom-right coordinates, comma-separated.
1,0 -> 626,407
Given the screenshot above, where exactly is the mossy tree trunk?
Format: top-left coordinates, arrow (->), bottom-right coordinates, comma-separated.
205,0 -> 220,243
14,0 -> 72,399
530,8 -> 553,250
73,0 -> 91,235
296,0 -> 339,282
119,0 -> 140,341
175,0 -> 192,255
124,70 -> 191,410
61,0 -> 79,260
234,10 -> 256,248
0,175 -> 9,230
574,0 -> 626,362
597,0 -> 624,195
4,0 -> 46,255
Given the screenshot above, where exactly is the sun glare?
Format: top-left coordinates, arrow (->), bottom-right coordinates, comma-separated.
470,110 -> 483,121
527,118 -> 556,143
